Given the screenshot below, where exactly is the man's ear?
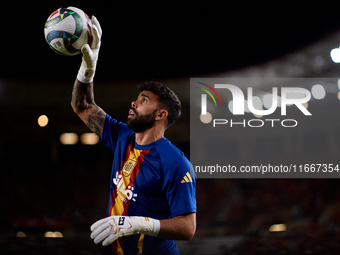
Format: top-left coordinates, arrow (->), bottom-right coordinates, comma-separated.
155,109 -> 168,121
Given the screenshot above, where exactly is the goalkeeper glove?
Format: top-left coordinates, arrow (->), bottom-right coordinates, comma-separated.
90,216 -> 161,246
77,15 -> 102,83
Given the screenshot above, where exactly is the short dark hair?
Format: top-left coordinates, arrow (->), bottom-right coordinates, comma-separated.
138,81 -> 181,128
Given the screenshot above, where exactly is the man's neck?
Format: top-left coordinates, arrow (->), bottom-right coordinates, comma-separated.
135,127 -> 165,145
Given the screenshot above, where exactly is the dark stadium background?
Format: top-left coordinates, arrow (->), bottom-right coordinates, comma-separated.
1,2 -> 340,254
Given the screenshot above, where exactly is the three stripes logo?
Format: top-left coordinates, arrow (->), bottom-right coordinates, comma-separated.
181,172 -> 194,183
196,82 -> 222,115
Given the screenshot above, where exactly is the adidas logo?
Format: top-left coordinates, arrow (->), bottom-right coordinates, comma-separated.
181,172 -> 193,183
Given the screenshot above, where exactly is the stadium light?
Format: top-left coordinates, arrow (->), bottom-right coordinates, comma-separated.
37,115 -> 49,127
330,47 -> 340,63
44,231 -> 63,238
80,133 -> 99,145
269,223 -> 287,232
60,133 -> 78,145
16,231 -> 26,238
311,84 -> 326,100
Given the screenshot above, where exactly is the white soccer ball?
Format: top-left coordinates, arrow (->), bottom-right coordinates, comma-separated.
44,7 -> 92,56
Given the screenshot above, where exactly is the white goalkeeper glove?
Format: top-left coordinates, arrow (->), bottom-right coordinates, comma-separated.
77,15 -> 102,83
90,216 -> 161,246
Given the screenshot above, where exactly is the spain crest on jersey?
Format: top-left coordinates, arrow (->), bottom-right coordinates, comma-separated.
122,157 -> 137,177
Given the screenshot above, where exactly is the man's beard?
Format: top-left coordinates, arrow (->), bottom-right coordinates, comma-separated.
127,109 -> 157,133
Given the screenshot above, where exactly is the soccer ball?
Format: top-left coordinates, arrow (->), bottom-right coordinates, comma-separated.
44,7 -> 92,56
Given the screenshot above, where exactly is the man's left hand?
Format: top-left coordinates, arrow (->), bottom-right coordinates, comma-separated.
90,216 -> 160,246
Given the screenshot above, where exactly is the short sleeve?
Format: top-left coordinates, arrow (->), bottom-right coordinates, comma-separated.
100,114 -> 134,153
165,159 -> 197,217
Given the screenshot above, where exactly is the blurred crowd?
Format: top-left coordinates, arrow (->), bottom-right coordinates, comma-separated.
2,142 -> 340,254
196,178 -> 340,236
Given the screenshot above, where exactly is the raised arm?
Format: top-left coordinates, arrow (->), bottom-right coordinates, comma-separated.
71,16 -> 105,137
71,79 -> 106,137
